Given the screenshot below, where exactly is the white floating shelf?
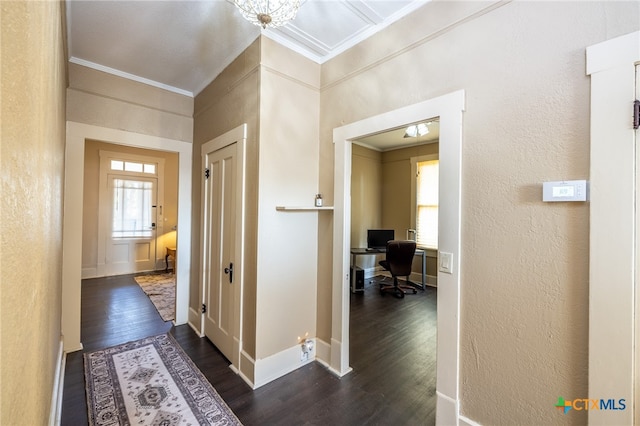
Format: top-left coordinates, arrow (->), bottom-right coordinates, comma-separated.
275,206 -> 334,211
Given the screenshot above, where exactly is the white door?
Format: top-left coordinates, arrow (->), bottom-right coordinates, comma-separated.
202,142 -> 238,361
106,175 -> 158,275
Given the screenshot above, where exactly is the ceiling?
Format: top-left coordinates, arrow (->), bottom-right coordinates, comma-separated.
356,119 -> 439,151
66,0 -> 428,97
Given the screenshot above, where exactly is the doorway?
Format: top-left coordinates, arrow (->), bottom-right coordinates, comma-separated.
62,122 -> 193,352
332,91 -> 464,423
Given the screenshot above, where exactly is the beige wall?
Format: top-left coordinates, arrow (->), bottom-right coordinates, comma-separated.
81,140 -> 179,273
0,1 -> 67,424
256,38 -> 321,360
193,38 -> 261,359
351,144 -> 382,271
67,63 -> 193,143
319,1 -> 640,424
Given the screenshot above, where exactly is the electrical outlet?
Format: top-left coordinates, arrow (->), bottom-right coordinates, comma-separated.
300,338 -> 314,362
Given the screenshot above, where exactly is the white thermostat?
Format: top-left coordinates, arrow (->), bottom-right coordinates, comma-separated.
542,180 -> 589,202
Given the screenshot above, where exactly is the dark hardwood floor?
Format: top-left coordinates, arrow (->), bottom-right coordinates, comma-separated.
61,274 -> 437,425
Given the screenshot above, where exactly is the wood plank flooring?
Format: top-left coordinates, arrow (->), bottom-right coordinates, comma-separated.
61,274 -> 437,425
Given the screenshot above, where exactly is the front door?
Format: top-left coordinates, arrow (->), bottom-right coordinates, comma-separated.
202,142 -> 238,362
105,175 -> 158,275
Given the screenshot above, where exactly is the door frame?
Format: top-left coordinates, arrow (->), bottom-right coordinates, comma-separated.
62,122 -> 193,352
198,124 -> 247,372
587,31 -> 640,425
332,90 -> 465,425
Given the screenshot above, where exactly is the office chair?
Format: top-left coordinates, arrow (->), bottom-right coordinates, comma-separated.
378,240 -> 418,298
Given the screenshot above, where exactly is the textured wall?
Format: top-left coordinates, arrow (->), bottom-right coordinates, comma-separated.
67,63 -> 193,143
0,1 -> 66,424
319,1 -> 640,424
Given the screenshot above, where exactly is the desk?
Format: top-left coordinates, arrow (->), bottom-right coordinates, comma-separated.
165,247 -> 176,274
350,248 -> 426,293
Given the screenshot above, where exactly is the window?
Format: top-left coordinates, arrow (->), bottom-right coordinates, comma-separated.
415,158 -> 439,248
112,179 -> 153,238
110,159 -> 156,174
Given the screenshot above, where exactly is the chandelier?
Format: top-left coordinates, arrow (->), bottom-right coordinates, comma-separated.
233,0 -> 301,29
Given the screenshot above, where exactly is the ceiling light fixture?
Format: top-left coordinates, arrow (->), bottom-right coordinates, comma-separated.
233,0 -> 301,29
403,123 -> 430,138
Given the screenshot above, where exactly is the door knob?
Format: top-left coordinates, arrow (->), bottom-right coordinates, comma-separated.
224,263 -> 233,283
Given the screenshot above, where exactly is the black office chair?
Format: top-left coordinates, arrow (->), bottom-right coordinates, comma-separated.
378,240 -> 418,298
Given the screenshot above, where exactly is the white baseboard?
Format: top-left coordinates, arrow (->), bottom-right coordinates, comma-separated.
314,337 -> 331,366
459,415 -> 482,426
252,339 -> 316,389
369,270 -> 437,287
81,267 -> 97,279
49,338 -> 65,426
410,272 -> 438,287
436,391 -> 459,426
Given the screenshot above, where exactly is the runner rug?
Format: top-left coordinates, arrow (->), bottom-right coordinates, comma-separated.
84,333 -> 242,426
134,274 -> 175,322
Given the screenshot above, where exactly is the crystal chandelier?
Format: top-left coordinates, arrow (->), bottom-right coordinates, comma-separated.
233,0 -> 301,29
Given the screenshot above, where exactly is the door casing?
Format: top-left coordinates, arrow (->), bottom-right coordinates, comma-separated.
332,90 -> 465,425
202,142 -> 238,363
62,122 -> 193,352
587,31 -> 640,425
199,124 -> 247,372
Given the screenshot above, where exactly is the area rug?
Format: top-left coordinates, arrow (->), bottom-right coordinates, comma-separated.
84,333 -> 242,426
134,274 -> 175,321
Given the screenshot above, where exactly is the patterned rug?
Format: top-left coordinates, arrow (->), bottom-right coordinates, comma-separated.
84,333 -> 242,426
134,274 -> 175,322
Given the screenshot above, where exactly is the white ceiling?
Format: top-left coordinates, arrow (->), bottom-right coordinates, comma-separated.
356,119 -> 439,151
66,0 -> 428,97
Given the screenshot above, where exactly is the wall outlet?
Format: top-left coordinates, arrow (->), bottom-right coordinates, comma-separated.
300,338 -> 314,362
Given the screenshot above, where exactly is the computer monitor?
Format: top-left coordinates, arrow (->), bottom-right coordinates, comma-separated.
367,229 -> 395,249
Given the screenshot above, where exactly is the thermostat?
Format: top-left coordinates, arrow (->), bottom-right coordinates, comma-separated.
542,180 -> 589,202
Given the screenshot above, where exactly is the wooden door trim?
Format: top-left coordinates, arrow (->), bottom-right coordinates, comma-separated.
198,124 -> 247,372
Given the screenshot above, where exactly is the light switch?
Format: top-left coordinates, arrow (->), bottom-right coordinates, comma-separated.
439,251 -> 453,274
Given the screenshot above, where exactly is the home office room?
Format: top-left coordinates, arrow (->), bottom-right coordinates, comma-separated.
350,122 -> 440,289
